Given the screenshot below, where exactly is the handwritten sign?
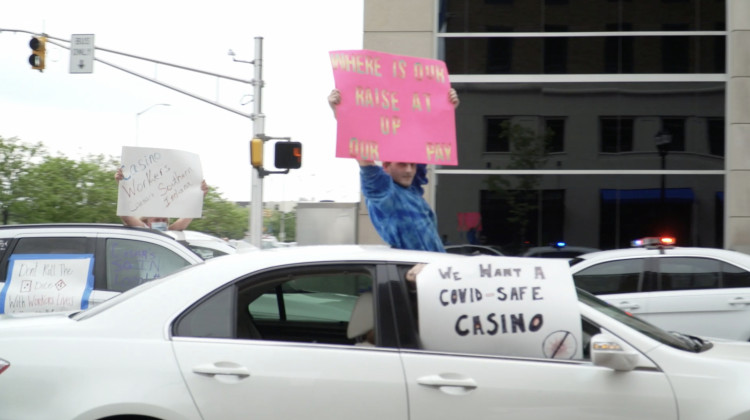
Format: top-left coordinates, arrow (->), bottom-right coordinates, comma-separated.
106,240 -> 166,292
0,254 -> 94,314
330,50 -> 458,165
117,146 -> 204,218
417,257 -> 582,359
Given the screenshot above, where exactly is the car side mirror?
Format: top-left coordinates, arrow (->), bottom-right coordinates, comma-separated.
590,333 -> 640,371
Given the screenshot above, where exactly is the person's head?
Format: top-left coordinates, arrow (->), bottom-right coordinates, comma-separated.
145,217 -> 169,231
382,162 -> 417,187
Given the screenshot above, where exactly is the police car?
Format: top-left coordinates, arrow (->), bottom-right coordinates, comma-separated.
570,237 -> 750,341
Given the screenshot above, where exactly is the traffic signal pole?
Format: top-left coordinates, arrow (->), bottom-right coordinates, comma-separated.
2,29 -> 276,248
250,37 -> 264,248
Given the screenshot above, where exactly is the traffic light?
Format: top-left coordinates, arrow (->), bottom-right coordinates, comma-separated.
275,141 -> 302,169
29,36 -> 47,72
250,138 -> 264,168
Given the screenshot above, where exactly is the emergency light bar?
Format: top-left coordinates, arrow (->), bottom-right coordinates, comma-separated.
631,237 -> 676,247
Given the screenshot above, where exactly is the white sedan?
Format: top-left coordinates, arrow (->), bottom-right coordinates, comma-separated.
570,243 -> 750,341
1,245 -> 750,420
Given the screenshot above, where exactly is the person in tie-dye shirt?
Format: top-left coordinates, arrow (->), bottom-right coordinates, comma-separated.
328,89 -> 460,252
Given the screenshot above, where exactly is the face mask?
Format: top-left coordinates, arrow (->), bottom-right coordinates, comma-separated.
151,222 -> 168,231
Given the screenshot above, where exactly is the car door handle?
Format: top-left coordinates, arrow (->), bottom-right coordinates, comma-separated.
417,374 -> 477,394
615,301 -> 640,310
193,362 -> 251,378
728,297 -> 750,306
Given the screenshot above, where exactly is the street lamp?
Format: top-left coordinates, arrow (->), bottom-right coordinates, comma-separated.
135,103 -> 171,146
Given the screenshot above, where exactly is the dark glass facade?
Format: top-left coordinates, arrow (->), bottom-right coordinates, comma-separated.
435,0 -> 726,255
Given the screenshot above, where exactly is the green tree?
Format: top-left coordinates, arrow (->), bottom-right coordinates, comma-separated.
11,154 -> 121,223
484,121 -> 550,251
265,209 -> 297,242
188,188 -> 249,240
0,136 -> 46,224
1,135 -> 253,238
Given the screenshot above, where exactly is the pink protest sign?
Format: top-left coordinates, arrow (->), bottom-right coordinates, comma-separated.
330,50 -> 457,165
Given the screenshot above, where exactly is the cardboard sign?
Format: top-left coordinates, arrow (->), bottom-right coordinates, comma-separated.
117,146 -> 204,218
330,49 -> 457,165
417,257 -> 583,359
0,254 -> 94,314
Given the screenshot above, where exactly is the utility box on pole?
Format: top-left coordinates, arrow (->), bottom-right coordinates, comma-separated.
295,202 -> 359,246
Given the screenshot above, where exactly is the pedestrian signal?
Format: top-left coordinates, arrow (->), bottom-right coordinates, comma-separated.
274,142 -> 302,169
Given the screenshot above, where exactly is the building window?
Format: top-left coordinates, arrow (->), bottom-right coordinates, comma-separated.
604,23 -> 634,73
600,117 -> 634,153
661,118 -> 686,151
662,24 -> 690,73
485,117 -> 511,152
486,26 -> 513,73
544,25 -> 567,74
707,118 -> 725,156
544,118 -> 565,153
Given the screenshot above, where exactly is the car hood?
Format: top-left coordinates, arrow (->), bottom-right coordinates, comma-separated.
701,340 -> 750,363
0,311 -> 76,330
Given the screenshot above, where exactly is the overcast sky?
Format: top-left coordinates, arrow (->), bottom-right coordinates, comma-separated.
0,0 -> 363,203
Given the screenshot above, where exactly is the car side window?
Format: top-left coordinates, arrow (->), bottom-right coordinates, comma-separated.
173,265 -> 377,345
1,237 -> 95,284
721,261 -> 750,288
12,237 -> 92,255
572,259 -> 644,294
242,268 -> 374,345
105,238 -> 192,292
658,257 -> 719,291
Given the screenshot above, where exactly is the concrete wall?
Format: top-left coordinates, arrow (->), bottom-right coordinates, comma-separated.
726,0 -> 750,253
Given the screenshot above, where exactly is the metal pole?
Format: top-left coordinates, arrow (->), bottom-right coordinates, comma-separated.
250,37 -> 264,248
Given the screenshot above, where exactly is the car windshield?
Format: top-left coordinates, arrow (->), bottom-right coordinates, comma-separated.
577,288 -> 711,352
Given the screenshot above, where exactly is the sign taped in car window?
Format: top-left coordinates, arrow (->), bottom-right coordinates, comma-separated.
0,254 -> 95,314
417,257 -> 582,359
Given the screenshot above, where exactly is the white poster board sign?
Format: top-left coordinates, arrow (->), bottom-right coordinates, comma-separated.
117,146 -> 204,218
417,257 -> 582,359
0,254 -> 95,314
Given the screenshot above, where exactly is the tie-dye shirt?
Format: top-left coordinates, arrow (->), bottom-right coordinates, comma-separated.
360,164 -> 445,252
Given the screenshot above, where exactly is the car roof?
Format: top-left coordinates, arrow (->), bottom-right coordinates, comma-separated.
445,244 -> 504,255
523,246 -> 600,254
80,245 -> 471,322
570,246 -> 750,271
0,223 -> 175,238
165,230 -> 225,241
165,230 -> 239,255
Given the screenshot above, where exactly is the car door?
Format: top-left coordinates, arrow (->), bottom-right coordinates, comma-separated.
393,259 -> 677,420
170,263 -> 409,420
643,256 -> 750,340
400,348 -> 677,420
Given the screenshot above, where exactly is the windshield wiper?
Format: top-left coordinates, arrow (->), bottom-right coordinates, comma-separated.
670,331 -> 714,352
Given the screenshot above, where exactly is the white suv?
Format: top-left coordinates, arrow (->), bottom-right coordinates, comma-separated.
570,239 -> 750,341
0,224 -> 203,314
